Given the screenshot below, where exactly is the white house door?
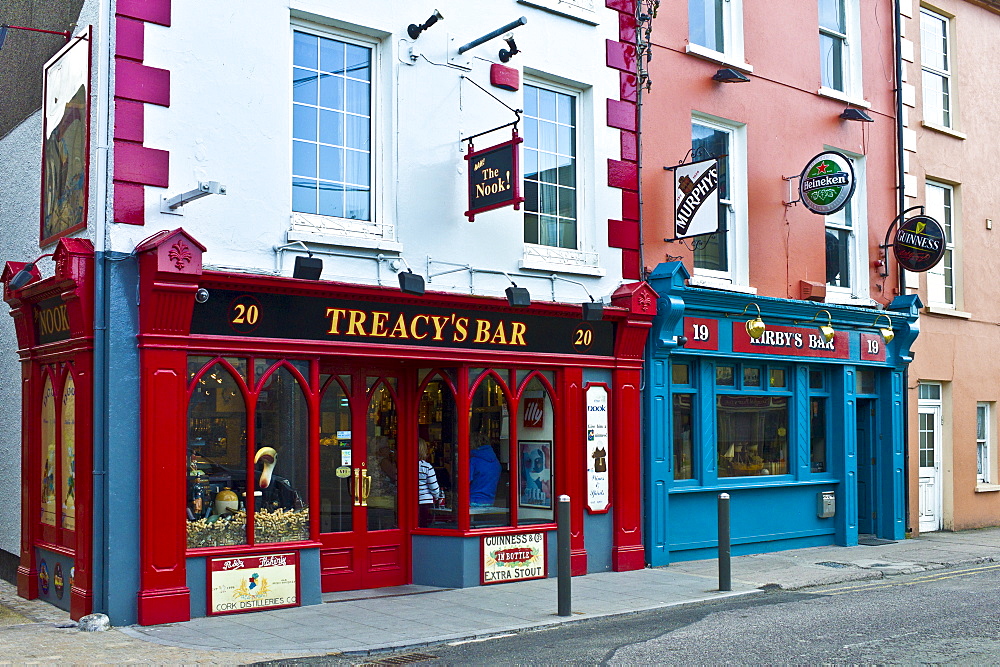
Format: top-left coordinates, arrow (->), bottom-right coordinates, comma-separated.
918,405 -> 942,532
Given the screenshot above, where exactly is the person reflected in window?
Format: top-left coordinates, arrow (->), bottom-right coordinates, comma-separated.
469,433 -> 501,507
417,438 -> 444,527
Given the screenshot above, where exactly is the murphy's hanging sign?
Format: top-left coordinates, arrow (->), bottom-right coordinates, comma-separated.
670,158 -> 720,240
192,289 -> 614,356
464,131 -> 524,221
799,151 -> 855,215
893,215 -> 946,272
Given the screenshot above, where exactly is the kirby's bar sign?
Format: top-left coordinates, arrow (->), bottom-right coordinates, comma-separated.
192,289 -> 615,356
464,131 -> 524,221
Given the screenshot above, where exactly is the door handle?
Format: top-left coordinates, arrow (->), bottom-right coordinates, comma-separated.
353,468 -> 361,507
361,469 -> 371,507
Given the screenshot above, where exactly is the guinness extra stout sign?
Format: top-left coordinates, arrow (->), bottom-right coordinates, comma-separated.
799,151 -> 855,215
672,158 -> 720,239
893,215 -> 946,272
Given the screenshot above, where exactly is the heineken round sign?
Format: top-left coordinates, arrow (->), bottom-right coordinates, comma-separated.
799,151 -> 856,215
893,215 -> 946,272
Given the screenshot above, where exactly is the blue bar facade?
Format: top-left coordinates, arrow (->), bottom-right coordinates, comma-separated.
644,263 -> 921,565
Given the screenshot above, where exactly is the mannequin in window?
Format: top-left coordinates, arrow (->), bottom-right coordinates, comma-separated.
469,432 -> 501,507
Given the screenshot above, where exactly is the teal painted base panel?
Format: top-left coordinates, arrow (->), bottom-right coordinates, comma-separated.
666,533 -> 836,564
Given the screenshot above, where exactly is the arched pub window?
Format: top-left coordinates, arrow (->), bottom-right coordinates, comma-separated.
185,356 -> 312,549
38,365 -> 78,546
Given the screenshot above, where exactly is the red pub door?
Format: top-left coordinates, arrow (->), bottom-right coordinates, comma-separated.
318,368 -> 410,591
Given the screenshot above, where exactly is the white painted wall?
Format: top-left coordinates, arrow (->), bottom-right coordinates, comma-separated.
133,0 -> 626,302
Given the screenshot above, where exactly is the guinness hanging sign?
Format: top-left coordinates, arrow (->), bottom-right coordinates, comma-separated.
893,215 -> 945,272
799,151 -> 855,215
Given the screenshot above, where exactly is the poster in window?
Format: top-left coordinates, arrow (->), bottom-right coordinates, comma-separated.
41,378 -> 57,526
586,385 -> 610,512
40,32 -> 91,247
61,376 -> 76,531
518,440 -> 552,509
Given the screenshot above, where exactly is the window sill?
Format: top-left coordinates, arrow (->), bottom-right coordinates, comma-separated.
817,86 -> 870,109
517,0 -> 599,25
975,483 -> 1000,493
688,274 -> 757,294
519,245 -> 606,277
920,121 -> 966,140
286,229 -> 402,253
925,305 -> 971,319
824,290 -> 879,307
684,43 -> 753,73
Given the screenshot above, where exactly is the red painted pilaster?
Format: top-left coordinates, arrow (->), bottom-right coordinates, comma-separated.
559,367 -> 588,575
135,229 -> 205,625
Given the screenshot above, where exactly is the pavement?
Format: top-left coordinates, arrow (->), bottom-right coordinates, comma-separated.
3,527 -> 1000,663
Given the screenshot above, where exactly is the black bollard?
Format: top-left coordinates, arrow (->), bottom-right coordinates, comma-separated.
718,492 -> 731,591
557,494 -> 571,616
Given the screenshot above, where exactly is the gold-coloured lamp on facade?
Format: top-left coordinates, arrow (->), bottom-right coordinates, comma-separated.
875,313 -> 894,343
743,303 -> 766,340
796,309 -> 836,343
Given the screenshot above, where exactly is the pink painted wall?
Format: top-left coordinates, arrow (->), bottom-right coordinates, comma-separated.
641,0 -> 899,303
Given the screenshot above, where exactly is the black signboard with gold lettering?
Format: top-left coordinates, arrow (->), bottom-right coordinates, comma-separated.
34,296 -> 72,345
464,132 -> 524,221
192,289 -> 613,356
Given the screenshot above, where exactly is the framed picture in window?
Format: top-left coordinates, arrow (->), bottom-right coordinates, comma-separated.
518,440 -> 551,509
40,31 -> 91,247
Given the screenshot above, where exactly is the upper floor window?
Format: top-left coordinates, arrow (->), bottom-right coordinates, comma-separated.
691,116 -> 748,286
978,402 -> 991,485
818,0 -> 861,98
920,8 -> 952,128
824,153 -> 868,301
292,30 -> 373,224
523,84 -> 577,250
925,180 -> 956,308
688,0 -> 746,65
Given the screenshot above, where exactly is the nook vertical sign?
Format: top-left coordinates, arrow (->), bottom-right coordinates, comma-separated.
464,132 -> 524,221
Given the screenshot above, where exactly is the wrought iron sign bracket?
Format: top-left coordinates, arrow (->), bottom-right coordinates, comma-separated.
459,75 -> 521,148
782,174 -> 801,207
878,205 -> 925,277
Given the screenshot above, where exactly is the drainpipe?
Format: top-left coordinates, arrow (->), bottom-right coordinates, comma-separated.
893,0 -> 911,535
91,0 -> 114,613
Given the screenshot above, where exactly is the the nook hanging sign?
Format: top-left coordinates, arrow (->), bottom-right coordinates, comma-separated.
464,131 -> 524,221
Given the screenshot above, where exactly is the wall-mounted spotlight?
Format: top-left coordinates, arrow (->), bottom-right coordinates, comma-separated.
840,107 -> 874,122
293,254 -> 323,280
7,253 -> 54,290
742,303 -> 766,340
582,299 -> 604,321
797,309 -> 836,343
505,284 -> 531,307
499,36 -> 520,62
407,9 -> 444,40
712,67 -> 749,83
874,313 -> 894,343
398,270 -> 426,295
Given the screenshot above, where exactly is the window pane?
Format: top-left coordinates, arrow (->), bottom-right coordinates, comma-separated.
367,384 -> 398,531
470,376 -> 509,528
293,33 -> 371,221
819,0 -> 845,33
826,228 -> 851,288
810,397 -> 827,473
810,369 -> 825,389
524,85 -> 577,249
743,367 -> 760,388
294,31 -> 318,69
717,396 -> 789,477
41,377 -> 56,526
692,122 -> 730,271
919,383 -> 941,400
716,365 -> 735,386
820,33 -> 844,91
187,362 -> 248,548
320,379 -> 352,533
61,375 -> 76,531
919,411 -> 935,467
857,369 -> 876,395
689,0 -> 724,51
255,366 -> 310,543
518,377 -> 555,525
672,363 -> 690,385
673,394 -> 694,480
770,368 -> 786,388
419,374 -> 459,529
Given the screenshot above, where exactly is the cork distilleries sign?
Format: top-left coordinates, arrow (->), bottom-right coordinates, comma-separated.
464,132 -> 524,221
799,151 -> 855,215
192,289 -> 614,356
208,552 -> 298,615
